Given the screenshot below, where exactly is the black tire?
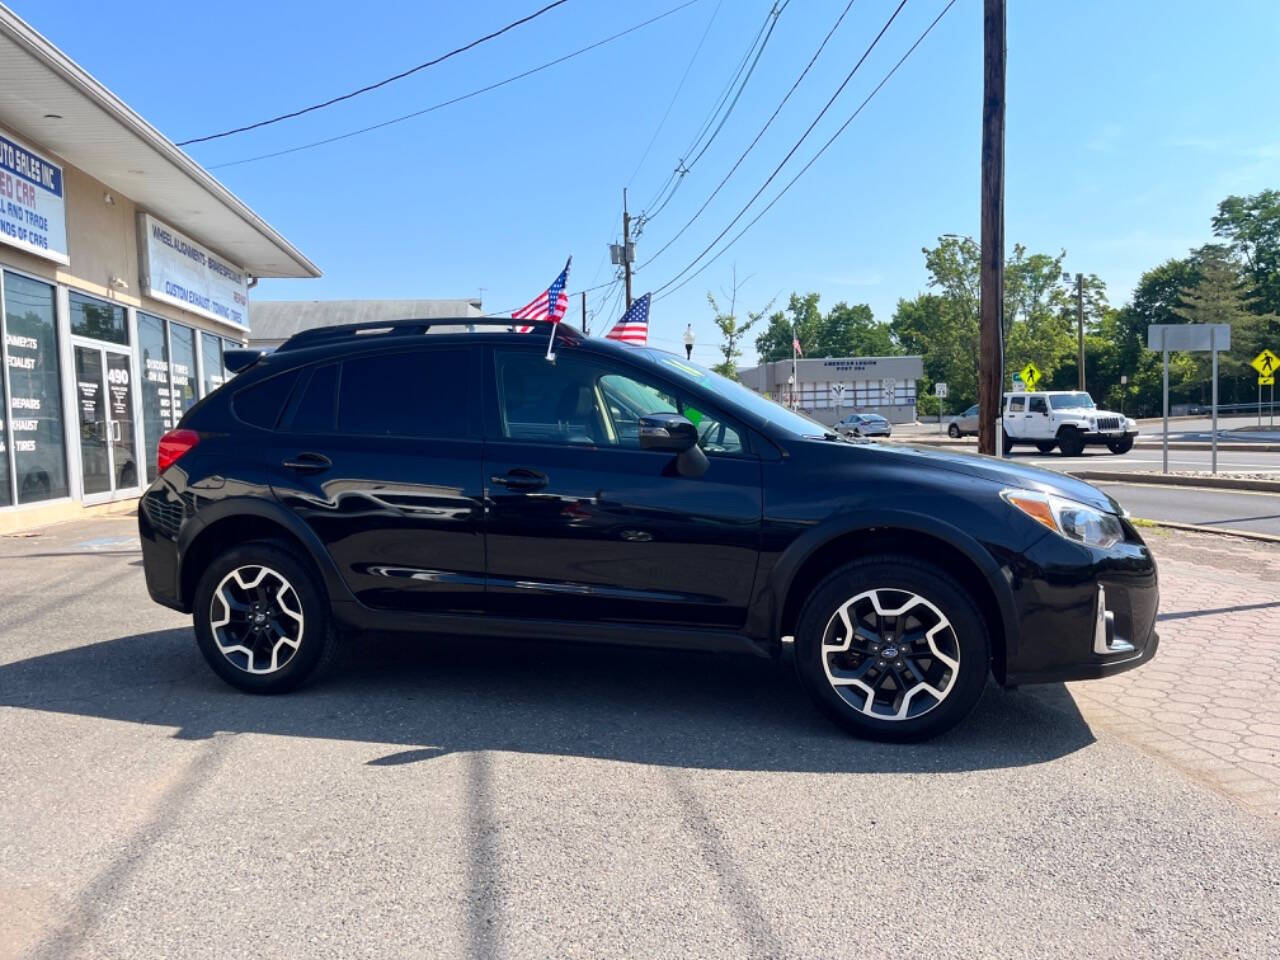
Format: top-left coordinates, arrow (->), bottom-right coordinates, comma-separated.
1035,440 -> 1056,453
1057,427 -> 1084,457
1001,430 -> 1014,454
192,540 -> 337,693
793,556 -> 990,742
947,423 -> 961,438
1107,437 -> 1134,455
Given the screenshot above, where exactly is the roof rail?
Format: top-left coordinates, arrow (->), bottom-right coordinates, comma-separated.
276,317 -> 582,352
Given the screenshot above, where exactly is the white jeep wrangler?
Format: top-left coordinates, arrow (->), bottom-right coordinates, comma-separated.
1002,390 -> 1137,456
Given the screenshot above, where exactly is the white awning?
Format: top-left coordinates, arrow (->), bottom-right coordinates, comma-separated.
0,7 -> 320,279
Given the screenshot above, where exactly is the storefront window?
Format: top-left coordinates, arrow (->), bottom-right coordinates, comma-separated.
169,322 -> 197,424
200,331 -> 225,396
0,335 -> 10,507
137,313 -> 170,482
69,291 -> 128,345
3,272 -> 68,503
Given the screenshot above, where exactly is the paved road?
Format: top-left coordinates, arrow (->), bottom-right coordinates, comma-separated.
1095,482 -> 1280,537
2,517 -> 1278,959
1017,445 -> 1280,475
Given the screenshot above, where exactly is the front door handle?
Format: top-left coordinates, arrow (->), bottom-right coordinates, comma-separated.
282,452 -> 332,473
490,468 -> 548,491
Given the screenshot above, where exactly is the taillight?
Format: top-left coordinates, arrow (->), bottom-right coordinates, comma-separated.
157,428 -> 200,474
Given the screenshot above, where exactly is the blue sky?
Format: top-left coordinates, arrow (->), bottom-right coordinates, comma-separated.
14,0 -> 1280,364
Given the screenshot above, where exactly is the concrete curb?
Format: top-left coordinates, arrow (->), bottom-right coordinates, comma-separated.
1131,517 -> 1280,545
1076,472 -> 1280,494
890,436 -> 1280,453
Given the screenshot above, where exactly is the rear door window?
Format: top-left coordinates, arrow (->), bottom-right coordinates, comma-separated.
337,348 -> 479,439
1028,396 -> 1048,414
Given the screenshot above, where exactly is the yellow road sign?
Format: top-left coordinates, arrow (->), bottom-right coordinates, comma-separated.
1261,375 -> 1276,387
1020,362 -> 1042,389
1252,348 -> 1279,376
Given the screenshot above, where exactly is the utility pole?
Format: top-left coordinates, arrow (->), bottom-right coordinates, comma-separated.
978,0 -> 1006,456
622,188 -> 633,311
1075,272 -> 1085,390
581,290 -> 587,335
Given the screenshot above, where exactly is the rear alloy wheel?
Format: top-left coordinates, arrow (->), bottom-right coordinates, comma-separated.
1058,427 -> 1085,457
948,423 -> 961,438
1035,440 -> 1057,453
1001,430 -> 1015,454
1107,437 -> 1134,455
794,557 -> 990,742
193,541 -> 336,693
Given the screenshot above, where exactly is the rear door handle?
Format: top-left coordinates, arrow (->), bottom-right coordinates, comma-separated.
490,468 -> 548,491
282,452 -> 332,473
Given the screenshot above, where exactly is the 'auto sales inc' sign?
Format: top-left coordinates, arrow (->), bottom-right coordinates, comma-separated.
0,130 -> 68,264
139,213 -> 249,328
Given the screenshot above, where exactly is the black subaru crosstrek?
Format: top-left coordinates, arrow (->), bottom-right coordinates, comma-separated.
139,319 -> 1158,741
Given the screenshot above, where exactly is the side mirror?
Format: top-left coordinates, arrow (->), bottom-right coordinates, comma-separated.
639,413 -> 698,452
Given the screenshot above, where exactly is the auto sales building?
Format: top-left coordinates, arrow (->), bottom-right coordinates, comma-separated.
0,8 -> 319,533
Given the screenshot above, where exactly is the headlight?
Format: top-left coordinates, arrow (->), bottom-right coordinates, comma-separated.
1125,417 -> 1136,430
1001,489 -> 1125,549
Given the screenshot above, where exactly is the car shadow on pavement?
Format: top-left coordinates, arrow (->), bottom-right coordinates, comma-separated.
0,628 -> 1096,774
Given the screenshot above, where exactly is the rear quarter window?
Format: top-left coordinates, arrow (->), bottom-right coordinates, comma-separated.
231,369 -> 300,430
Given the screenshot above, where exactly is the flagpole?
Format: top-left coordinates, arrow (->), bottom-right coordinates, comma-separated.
545,322 -> 557,361
791,325 -> 798,411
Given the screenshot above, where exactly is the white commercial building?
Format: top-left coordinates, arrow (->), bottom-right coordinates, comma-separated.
738,355 -> 925,425
0,6 -> 319,533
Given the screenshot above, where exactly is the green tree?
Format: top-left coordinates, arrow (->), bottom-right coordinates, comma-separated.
1212,189 -> 1280,317
755,293 -> 893,361
708,269 -> 772,379
1173,245 -> 1273,401
821,301 -> 894,356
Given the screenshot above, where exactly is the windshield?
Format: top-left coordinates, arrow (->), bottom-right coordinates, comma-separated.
1049,392 -> 1096,410
639,350 -> 832,437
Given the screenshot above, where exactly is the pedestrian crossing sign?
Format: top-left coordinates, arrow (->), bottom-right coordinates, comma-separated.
1261,375 -> 1276,387
1252,349 -> 1279,376
1019,362 -> 1042,390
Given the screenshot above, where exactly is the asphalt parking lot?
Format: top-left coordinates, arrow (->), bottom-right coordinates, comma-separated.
2,516 -> 1279,959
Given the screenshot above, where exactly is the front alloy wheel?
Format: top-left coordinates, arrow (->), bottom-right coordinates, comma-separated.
795,556 -> 990,741
821,588 -> 960,721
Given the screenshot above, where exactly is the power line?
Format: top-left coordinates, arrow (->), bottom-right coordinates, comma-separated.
626,0 -> 725,188
639,0 -> 860,271
179,0 -> 572,146
208,1 -> 700,170
654,0 -> 959,303
649,0 -> 912,298
636,0 -> 786,228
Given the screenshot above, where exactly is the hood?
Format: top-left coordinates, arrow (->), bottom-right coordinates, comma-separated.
861,442 -> 1121,513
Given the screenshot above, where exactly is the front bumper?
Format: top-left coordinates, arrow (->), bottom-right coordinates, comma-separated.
1002,523 -> 1159,686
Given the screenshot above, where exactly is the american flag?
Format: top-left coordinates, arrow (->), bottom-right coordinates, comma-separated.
513,257 -> 571,332
604,293 -> 650,346
793,336 -> 803,357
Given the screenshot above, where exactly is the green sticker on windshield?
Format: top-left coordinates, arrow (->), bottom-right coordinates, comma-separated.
684,406 -> 704,426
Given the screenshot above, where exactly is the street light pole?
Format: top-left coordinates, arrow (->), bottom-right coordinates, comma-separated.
1076,272 -> 1085,390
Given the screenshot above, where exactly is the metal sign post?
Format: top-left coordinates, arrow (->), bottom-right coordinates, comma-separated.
1162,329 -> 1169,474
1147,324 -> 1232,475
1210,326 -> 1218,474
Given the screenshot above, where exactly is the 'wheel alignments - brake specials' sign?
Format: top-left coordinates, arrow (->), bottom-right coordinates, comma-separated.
138,213 -> 249,328
0,130 -> 68,264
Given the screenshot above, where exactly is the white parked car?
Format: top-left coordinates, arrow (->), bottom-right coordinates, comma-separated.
1002,391 -> 1137,456
946,403 -> 980,437
835,412 -> 892,439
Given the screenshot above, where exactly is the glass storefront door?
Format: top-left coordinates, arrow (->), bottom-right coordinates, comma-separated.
73,343 -> 139,499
